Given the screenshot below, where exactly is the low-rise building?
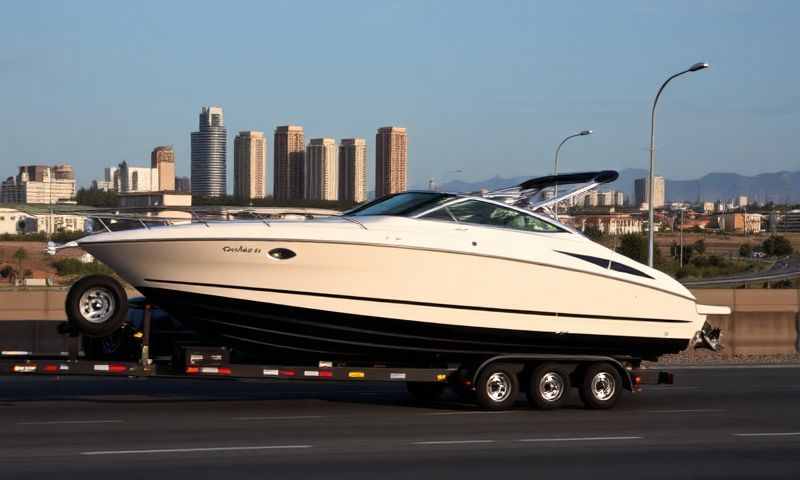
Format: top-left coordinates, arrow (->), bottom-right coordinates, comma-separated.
717,212 -> 762,234
572,212 -> 643,235
0,208 -> 31,235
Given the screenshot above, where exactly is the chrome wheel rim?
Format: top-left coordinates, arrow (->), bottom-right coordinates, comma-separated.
590,372 -> 616,401
78,287 -> 116,324
539,372 -> 565,402
486,372 -> 513,403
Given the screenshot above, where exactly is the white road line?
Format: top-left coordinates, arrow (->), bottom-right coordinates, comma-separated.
17,420 -> 124,426
645,409 -> 726,414
231,415 -> 324,421
422,411 -> 517,416
519,436 -> 642,443
81,445 -> 313,456
412,440 -> 496,445
734,432 -> 800,438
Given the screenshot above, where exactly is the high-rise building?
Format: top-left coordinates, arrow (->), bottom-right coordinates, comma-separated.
375,127 -> 407,198
117,161 -> 159,193
190,106 -> 227,197
338,138 -> 367,203
175,176 -> 191,193
634,176 -> 665,209
234,131 -> 267,201
273,125 -> 305,201
0,165 -> 77,204
737,195 -> 749,208
151,146 -> 176,191
305,138 -> 338,201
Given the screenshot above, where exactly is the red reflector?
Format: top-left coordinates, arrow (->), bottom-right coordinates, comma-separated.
44,365 -> 59,373
109,365 -> 128,373
218,367 -> 232,376
319,370 -> 333,378
634,376 -> 641,385
279,370 -> 296,377
186,367 -> 200,374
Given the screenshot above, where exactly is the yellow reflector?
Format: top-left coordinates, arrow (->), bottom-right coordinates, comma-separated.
436,373 -> 447,382
348,371 -> 365,379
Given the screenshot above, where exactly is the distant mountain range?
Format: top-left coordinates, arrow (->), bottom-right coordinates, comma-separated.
427,169 -> 800,204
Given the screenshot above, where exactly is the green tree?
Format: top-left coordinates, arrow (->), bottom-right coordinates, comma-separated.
582,225 -> 605,243
761,235 -> 794,256
693,239 -> 706,255
739,243 -> 753,257
12,248 -> 27,275
617,233 -> 648,264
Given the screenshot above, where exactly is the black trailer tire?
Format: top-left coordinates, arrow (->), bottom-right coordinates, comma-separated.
475,364 -> 519,411
406,382 -> 446,403
578,362 -> 623,410
527,363 -> 571,409
66,275 -> 128,338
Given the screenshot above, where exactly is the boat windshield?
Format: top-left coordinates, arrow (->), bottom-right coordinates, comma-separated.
346,192 -> 455,217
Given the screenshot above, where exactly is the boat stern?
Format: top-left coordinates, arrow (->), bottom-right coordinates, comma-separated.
691,304 -> 731,352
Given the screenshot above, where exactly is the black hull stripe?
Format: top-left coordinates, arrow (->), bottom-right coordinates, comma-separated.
144,278 -> 692,324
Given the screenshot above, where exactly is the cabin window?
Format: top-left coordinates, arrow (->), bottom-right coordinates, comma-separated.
445,200 -> 562,233
419,208 -> 456,222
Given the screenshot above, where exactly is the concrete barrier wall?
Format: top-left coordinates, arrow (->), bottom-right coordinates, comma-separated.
1,288 -> 798,356
692,289 -> 800,356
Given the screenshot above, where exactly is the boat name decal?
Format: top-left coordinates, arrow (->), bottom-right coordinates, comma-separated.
222,246 -> 263,254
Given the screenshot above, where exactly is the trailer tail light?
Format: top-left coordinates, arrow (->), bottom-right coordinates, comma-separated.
13,364 -> 37,373
348,371 -> 365,379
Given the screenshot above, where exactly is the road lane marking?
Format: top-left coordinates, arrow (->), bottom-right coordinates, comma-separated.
81,445 -> 312,456
232,415 -> 324,421
734,432 -> 800,438
645,409 -> 726,414
422,411 -> 517,416
17,420 -> 124,425
519,436 -> 642,443
412,440 -> 495,445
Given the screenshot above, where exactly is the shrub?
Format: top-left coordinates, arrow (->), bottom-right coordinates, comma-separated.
761,235 -> 794,256
52,258 -> 113,277
739,243 -> 753,257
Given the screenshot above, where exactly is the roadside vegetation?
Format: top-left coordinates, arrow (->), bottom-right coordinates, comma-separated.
0,231 -> 85,242
51,258 -> 113,278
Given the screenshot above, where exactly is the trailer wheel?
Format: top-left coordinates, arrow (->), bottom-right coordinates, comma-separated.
475,364 -> 518,410
527,363 -> 570,409
66,275 -> 128,338
579,362 -> 622,410
406,382 -> 446,403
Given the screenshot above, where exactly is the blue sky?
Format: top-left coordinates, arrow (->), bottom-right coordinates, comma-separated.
1,0 -> 798,192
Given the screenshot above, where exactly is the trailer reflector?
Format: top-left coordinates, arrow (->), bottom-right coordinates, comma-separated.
348,371 -> 365,379
13,364 -> 37,373
436,373 -> 448,382
186,367 -> 200,374
2,351 -> 32,356
319,370 -> 333,378
304,370 -> 319,377
279,370 -> 296,377
263,369 -> 280,376
318,361 -> 333,368
390,373 -> 406,380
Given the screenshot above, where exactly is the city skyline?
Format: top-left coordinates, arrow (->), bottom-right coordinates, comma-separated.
3,2 -> 798,191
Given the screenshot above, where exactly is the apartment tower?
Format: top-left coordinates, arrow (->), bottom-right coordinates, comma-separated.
305,138 -> 338,201
273,125 -> 305,201
338,138 -> 367,203
634,176 -> 665,209
190,106 -> 227,197
151,145 -> 176,191
234,131 -> 267,200
375,127 -> 407,198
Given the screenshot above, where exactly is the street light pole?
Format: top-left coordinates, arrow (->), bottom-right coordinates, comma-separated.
647,62 -> 710,267
553,130 -> 591,216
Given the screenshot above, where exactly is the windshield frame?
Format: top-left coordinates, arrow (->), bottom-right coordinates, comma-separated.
344,191 -> 456,217
412,196 -> 569,233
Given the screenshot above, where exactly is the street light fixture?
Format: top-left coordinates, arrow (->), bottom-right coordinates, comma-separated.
553,130 -> 592,216
647,62 -> 710,267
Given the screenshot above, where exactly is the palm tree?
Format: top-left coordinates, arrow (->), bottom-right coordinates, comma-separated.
12,248 -> 27,277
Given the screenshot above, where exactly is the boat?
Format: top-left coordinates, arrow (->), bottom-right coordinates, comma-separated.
65,170 -> 726,364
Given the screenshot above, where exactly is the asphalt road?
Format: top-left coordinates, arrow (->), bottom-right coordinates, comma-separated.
1,366 -> 799,479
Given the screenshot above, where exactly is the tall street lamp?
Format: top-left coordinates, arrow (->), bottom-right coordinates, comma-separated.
647,62 -> 710,267
553,130 -> 592,216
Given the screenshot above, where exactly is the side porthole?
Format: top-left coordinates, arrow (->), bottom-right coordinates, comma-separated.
268,248 -> 296,260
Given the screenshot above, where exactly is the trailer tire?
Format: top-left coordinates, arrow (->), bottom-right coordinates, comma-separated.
475,364 -> 518,410
66,275 -> 128,338
578,362 -> 622,410
527,363 -> 570,409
